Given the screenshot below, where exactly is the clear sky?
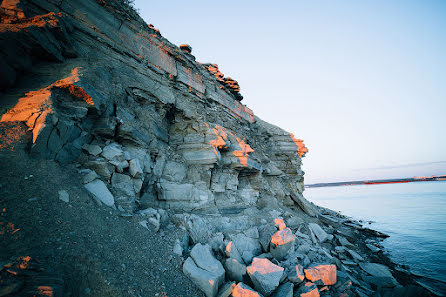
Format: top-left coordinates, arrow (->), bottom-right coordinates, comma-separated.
134,0 -> 446,183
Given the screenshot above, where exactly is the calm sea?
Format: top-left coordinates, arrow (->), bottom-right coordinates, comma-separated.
305,181 -> 446,289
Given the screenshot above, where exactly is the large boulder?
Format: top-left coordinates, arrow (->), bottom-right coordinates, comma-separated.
269,227 -> 295,260
190,244 -> 225,286
247,258 -> 284,296
304,264 -> 337,286
232,233 -> 262,264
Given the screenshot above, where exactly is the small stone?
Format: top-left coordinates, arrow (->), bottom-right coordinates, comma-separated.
366,243 -> 381,253
129,159 -> 143,178
139,220 -> 149,230
272,282 -> 293,297
287,264 -> 305,284
274,218 -> 286,230
101,143 -> 123,160
173,239 -> 183,256
225,241 -> 244,264
82,143 -> 102,156
58,190 -> 69,203
224,258 -> 247,282
180,44 -> 192,54
296,282 -> 319,297
27,197 -> 37,202
231,283 -> 262,297
216,282 -> 235,297
148,217 -> 160,232
308,223 -> 328,243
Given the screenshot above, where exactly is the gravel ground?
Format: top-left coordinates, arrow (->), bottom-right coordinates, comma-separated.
0,122 -> 204,297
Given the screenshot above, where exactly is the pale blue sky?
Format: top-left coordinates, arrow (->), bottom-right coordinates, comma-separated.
134,0 -> 446,183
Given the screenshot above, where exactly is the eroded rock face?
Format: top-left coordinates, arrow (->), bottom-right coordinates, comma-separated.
0,0 -> 315,216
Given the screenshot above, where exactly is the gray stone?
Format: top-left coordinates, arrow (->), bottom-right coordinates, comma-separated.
190,243 -> 225,286
287,264 -> 304,284
216,282 -> 235,297
244,227 -> 259,239
272,282 -> 293,297
129,158 -> 143,178
109,160 -> 129,173
85,160 -> 114,179
224,258 -> 246,282
101,143 -> 123,160
148,217 -> 160,232
162,161 -> 187,182
183,257 -> 220,297
159,181 -> 194,201
308,223 -> 328,243
232,233 -> 262,264
231,283 -> 263,297
84,180 -> 114,206
82,143 -> 102,156
173,239 -> 183,256
133,178 -> 143,194
225,241 -> 244,264
247,257 -> 284,296
347,249 -> 364,262
359,263 -> 398,287
258,225 -> 277,252
337,235 -> 354,248
58,190 -> 69,203
269,228 -> 295,260
81,169 -> 99,184
209,233 -> 225,253
183,214 -> 213,244
366,244 -> 381,253
296,282 -> 319,297
111,173 -> 135,197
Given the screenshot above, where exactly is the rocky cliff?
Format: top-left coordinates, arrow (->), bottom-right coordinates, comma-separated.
0,1 -> 435,297
0,0 -> 314,216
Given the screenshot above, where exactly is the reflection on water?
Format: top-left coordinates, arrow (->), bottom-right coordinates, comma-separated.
305,181 -> 446,284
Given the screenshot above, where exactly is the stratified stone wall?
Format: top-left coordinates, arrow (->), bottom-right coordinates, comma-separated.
0,0 -> 314,216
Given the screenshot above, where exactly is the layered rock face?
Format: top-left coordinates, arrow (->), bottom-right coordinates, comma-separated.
0,0 -> 313,215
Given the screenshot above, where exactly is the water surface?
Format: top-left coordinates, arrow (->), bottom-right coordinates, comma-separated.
305,181 -> 446,286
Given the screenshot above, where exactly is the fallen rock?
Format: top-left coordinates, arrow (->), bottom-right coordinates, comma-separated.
183,257 -> 220,297
347,249 -> 364,262
82,143 -> 102,156
247,257 -> 284,296
224,258 -> 246,282
190,244 -> 225,287
129,158 -> 143,178
173,239 -> 183,256
84,179 -> 114,206
287,264 -> 305,284
225,241 -> 244,264
216,282 -> 235,297
101,143 -> 123,160
232,233 -> 262,264
308,223 -> 328,243
365,243 -> 381,253
304,264 -> 337,286
244,227 -> 260,239
258,225 -> 277,252
81,169 -> 99,184
274,218 -> 286,230
359,262 -> 398,288
296,282 -> 319,297
58,190 -> 69,203
272,282 -> 293,297
232,282 -> 263,297
270,227 -> 295,260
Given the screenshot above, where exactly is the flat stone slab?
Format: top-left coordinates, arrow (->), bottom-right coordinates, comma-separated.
308,223 -> 328,243
247,257 -> 284,296
84,179 -> 114,206
304,264 -> 337,286
359,263 -> 398,287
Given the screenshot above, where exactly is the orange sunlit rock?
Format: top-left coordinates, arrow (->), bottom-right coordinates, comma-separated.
299,282 -> 320,297
232,282 -> 262,297
304,265 -> 337,286
37,286 -> 54,297
274,218 -> 286,230
18,256 -> 32,269
247,257 -> 284,276
232,137 -> 254,167
289,133 -> 308,157
271,227 -> 295,247
0,122 -> 29,151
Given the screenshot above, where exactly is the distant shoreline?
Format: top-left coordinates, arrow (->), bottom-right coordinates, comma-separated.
306,175 -> 446,188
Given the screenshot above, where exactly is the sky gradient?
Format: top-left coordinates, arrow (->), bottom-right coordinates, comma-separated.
134,0 -> 446,183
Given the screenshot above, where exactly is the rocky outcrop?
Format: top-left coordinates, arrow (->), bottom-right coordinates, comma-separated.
0,0 -> 313,216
